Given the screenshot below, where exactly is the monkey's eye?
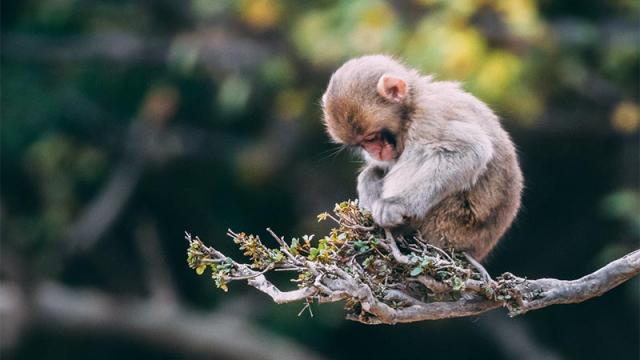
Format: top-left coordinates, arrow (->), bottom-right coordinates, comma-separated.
362,133 -> 378,143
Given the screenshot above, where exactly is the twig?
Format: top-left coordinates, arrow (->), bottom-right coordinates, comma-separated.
266,228 -> 304,266
380,229 -> 413,265
464,252 -> 494,283
266,228 -> 290,250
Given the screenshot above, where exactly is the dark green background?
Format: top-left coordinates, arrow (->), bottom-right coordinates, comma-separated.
2,0 -> 638,359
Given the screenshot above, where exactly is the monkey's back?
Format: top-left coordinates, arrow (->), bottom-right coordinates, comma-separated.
415,128 -> 523,260
409,80 -> 523,260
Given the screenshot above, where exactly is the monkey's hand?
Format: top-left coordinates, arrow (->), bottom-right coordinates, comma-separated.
372,198 -> 407,228
357,166 -> 385,211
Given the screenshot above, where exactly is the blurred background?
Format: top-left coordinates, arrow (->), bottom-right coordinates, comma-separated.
1,0 -> 639,359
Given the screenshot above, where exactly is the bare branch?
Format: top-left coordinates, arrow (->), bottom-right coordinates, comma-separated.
0,282 -> 325,360
66,118 -> 163,253
506,249 -> 640,315
380,229 -> 413,265
247,275 -> 317,304
134,219 -> 178,304
464,251 -> 494,283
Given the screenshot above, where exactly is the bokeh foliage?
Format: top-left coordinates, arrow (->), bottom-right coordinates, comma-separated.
1,0 -> 638,359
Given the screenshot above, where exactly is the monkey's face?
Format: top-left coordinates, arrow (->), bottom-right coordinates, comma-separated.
322,95 -> 403,162
321,72 -> 409,163
359,128 -> 398,162
321,56 -> 414,163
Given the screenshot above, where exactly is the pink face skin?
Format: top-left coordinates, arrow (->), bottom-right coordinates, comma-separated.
360,132 -> 395,162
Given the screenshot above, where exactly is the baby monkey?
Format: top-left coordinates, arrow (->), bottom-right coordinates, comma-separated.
321,55 -> 522,260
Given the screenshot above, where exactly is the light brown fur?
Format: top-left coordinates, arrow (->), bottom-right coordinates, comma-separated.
322,55 -> 523,260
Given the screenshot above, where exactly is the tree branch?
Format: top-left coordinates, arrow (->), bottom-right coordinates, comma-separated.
186,202 -> 640,325
0,282 -> 325,360
134,219 -> 178,304
506,249 -> 640,315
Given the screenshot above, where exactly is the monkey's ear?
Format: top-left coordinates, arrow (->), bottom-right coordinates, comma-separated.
377,74 -> 408,103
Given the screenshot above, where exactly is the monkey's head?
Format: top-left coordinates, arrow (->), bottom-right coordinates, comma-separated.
321,55 -> 416,164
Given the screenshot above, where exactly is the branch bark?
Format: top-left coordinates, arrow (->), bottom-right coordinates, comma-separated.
505,249 -> 640,315
197,231 -> 639,324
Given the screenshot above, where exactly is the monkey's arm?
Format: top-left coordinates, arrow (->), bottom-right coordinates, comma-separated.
357,165 -> 385,210
373,121 -> 494,227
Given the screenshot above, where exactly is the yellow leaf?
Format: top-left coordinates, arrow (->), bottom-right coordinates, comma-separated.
317,212 -> 329,222
196,264 -> 206,275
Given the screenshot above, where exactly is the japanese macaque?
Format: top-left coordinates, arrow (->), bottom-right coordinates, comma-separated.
321,55 -> 523,260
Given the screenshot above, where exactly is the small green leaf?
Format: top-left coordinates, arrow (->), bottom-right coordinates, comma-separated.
290,238 -> 300,255
353,240 -> 369,253
308,247 -> 319,260
452,276 -> 465,291
271,249 -> 285,262
410,267 -> 423,276
362,255 -> 375,268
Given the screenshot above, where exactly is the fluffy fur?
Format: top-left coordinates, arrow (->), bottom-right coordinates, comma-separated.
322,55 -> 523,260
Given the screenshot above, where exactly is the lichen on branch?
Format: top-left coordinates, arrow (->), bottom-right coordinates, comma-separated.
186,200 -> 640,324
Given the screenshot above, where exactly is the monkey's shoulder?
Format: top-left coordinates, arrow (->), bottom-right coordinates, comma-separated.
412,82 -> 498,130
425,82 -> 492,112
